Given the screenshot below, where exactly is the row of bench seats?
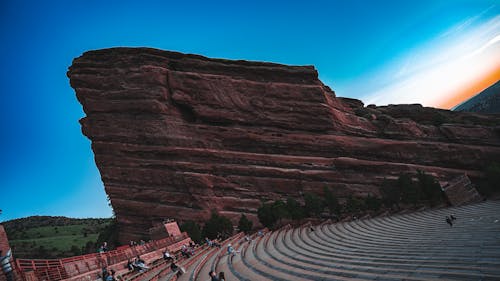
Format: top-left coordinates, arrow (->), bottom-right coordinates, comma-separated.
119,234 -> 245,281
174,200 -> 500,281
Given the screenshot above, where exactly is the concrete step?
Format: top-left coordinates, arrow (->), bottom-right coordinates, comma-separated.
275,228 -> 500,279
230,236 -> 273,281
310,225 -> 500,262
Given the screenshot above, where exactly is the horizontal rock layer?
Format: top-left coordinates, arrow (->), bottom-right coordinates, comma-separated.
68,48 -> 500,243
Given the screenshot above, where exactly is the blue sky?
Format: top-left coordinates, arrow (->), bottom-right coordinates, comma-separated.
1,0 -> 499,221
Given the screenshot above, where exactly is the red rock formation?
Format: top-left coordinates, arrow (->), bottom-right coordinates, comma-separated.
67,48 -> 500,243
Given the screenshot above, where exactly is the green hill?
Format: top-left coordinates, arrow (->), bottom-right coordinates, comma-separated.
2,216 -> 112,259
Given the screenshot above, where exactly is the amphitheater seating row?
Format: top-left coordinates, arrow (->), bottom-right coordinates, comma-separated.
172,200 -> 500,281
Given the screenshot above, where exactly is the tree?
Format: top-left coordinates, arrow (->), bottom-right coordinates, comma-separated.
180,221 -> 202,244
478,162 -> 500,197
257,203 -> 277,228
364,194 -> 381,212
485,162 -> 500,189
271,200 -> 289,223
398,174 -> 419,206
97,218 -> 120,249
237,214 -> 253,233
202,211 -> 233,240
83,241 -> 96,254
416,171 -> 443,206
304,193 -> 324,217
344,196 -> 364,213
324,187 -> 341,216
70,245 -> 81,256
380,178 -> 401,209
285,197 -> 305,220
35,245 -> 49,258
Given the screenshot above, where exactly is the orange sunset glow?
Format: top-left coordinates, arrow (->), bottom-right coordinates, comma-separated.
439,65 -> 500,109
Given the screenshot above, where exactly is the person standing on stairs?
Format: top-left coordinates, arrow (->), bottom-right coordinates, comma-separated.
445,216 -> 453,227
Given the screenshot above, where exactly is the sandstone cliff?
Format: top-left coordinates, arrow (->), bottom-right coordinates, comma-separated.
67,48 -> 500,242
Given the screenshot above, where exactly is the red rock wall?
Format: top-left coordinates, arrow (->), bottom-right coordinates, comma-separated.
149,221 -> 181,240
0,225 -> 12,281
0,225 -> 10,255
67,48 -> 500,243
165,222 -> 181,237
443,175 -> 482,206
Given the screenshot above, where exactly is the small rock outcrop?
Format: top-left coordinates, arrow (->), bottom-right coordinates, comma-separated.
67,48 -> 500,242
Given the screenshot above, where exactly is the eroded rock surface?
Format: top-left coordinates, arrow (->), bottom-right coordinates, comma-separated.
67,48 -> 500,242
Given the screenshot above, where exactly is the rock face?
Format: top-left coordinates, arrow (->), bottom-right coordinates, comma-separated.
67,48 -> 500,243
442,175 -> 482,206
454,80 -> 500,114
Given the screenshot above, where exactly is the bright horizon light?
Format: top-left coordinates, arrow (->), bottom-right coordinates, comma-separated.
360,13 -> 500,109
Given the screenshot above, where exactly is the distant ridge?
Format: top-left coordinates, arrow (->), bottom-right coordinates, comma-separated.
453,80 -> 500,114
2,216 -> 110,230
2,216 -> 112,258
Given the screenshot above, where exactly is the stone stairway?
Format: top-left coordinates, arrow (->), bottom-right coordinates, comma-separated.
168,200 -> 500,280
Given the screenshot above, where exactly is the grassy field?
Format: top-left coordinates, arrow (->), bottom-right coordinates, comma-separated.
3,217 -> 111,259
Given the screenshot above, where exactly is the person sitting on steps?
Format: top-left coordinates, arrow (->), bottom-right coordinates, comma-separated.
227,243 -> 240,256
181,245 -> 191,258
209,270 -> 220,281
170,261 -> 183,277
133,255 -> 148,272
163,250 -> 174,261
105,269 -> 118,281
126,259 -> 134,271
